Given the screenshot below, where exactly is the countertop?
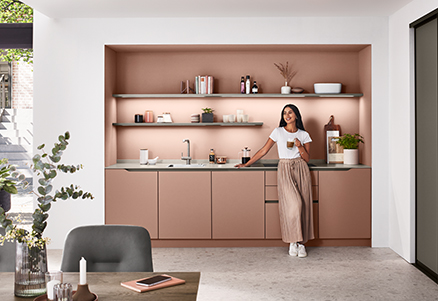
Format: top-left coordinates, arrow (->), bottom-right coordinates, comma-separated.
106,159 -> 371,171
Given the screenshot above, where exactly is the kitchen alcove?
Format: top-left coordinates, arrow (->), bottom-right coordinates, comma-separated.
105,44 -> 371,167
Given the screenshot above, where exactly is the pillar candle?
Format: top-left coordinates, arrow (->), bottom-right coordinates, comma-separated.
47,279 -> 60,300
79,257 -> 87,285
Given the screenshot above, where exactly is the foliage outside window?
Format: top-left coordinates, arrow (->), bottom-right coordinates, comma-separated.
0,0 -> 33,64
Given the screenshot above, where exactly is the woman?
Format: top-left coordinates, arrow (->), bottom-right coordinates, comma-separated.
235,104 -> 314,257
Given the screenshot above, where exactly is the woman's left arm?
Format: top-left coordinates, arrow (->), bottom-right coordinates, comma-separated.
295,139 -> 311,162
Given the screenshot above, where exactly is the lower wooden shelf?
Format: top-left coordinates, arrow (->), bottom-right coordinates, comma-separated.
112,122 -> 263,127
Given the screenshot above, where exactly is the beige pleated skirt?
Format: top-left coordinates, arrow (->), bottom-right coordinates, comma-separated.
277,158 -> 314,244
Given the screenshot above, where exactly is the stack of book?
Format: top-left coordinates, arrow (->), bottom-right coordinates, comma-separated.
195,75 -> 214,94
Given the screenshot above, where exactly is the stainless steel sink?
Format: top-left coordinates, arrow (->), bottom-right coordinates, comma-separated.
167,164 -> 205,168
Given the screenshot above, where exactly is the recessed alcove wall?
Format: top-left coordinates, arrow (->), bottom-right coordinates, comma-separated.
105,45 -> 371,166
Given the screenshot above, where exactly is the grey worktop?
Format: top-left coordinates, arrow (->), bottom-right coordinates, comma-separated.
106,159 -> 371,171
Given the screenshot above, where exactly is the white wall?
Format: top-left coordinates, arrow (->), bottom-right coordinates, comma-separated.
33,14 -> 390,249
388,0 -> 438,263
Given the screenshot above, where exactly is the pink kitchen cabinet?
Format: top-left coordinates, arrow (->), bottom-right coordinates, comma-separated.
212,171 -> 264,239
159,171 -> 211,239
105,169 -> 158,238
319,169 -> 371,239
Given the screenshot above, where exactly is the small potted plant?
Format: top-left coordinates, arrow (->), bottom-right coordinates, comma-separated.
201,107 -> 214,123
0,158 -> 26,213
336,133 -> 364,164
274,61 -> 297,94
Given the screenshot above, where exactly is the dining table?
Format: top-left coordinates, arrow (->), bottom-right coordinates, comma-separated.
0,271 -> 200,301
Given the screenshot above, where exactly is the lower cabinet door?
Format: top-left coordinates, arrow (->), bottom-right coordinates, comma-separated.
265,202 -> 319,240
105,169 -> 158,238
159,171 -> 211,239
212,171 -> 264,239
319,169 -> 371,239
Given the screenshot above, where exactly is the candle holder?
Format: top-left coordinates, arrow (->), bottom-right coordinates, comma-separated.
45,271 -> 63,301
72,284 -> 97,301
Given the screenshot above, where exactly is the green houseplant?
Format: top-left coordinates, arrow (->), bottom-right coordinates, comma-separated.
201,107 -> 214,123
336,133 -> 364,149
336,133 -> 364,165
0,158 -> 27,212
0,131 -> 94,297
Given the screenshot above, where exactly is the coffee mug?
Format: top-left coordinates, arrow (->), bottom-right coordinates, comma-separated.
287,138 -> 295,149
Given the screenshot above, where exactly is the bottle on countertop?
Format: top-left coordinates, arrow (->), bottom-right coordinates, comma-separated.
240,77 -> 245,94
245,75 -> 250,94
252,81 -> 258,94
209,149 -> 215,164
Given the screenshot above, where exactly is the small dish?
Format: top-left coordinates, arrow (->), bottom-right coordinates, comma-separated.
216,156 -> 227,164
291,87 -> 304,93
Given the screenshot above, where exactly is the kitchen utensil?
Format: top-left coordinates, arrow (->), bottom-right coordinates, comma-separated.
238,147 -> 251,164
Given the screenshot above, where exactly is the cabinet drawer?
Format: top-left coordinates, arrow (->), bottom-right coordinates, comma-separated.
265,170 -> 318,186
265,185 -> 318,201
265,186 -> 278,201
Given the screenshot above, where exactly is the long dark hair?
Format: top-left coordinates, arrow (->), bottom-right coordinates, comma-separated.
279,104 -> 305,130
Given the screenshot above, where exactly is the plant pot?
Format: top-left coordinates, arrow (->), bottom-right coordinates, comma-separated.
15,242 -> 48,297
0,189 -> 11,212
202,113 -> 214,123
281,86 -> 291,94
343,149 -> 359,165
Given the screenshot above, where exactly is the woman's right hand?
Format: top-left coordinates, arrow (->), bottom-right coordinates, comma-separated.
234,163 -> 247,169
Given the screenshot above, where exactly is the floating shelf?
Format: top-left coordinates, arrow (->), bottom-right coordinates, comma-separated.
112,93 -> 363,99
113,122 -> 264,127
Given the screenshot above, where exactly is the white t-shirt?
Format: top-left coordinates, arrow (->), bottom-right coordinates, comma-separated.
269,127 -> 312,159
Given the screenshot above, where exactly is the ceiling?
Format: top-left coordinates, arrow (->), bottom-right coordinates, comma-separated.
23,0 -> 413,19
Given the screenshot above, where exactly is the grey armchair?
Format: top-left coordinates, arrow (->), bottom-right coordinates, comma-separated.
0,227 -> 15,272
60,225 -> 153,272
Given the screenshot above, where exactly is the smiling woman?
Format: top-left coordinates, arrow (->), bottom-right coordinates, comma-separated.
235,104 -> 314,257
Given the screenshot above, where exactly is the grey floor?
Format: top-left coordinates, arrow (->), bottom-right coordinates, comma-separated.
48,247 -> 438,301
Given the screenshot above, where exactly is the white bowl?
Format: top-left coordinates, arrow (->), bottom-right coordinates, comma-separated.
314,83 -> 342,94
148,159 -> 157,165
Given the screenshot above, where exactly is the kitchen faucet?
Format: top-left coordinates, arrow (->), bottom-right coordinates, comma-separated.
181,139 -> 191,165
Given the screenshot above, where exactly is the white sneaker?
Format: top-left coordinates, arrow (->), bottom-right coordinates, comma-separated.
289,243 -> 298,256
297,243 -> 307,258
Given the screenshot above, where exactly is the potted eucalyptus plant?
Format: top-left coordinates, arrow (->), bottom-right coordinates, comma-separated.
336,133 -> 364,164
0,131 -> 94,297
201,107 -> 214,123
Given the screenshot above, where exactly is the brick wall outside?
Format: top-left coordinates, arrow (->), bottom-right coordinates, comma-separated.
11,61 -> 33,109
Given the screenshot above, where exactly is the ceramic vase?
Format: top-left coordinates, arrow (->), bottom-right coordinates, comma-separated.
15,242 -> 48,297
281,86 -> 291,94
343,149 -> 359,165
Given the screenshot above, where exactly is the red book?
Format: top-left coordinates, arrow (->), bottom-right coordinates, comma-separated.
121,274 -> 186,293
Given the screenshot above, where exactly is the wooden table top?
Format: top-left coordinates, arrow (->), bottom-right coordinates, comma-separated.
1,272 -> 200,301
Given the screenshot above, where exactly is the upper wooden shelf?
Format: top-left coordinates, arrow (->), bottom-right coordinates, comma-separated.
112,93 -> 363,99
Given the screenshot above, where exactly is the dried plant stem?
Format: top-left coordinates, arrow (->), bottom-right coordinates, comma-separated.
274,61 -> 297,86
